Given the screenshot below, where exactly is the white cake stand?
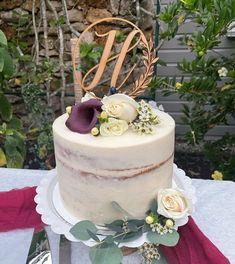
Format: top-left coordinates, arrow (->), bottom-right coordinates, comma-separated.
35,164 -> 197,247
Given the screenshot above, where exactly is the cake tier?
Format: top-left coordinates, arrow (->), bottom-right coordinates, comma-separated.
53,110 -> 175,224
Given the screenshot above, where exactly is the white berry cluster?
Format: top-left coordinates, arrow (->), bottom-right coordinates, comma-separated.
218,67 -> 228,77
130,100 -> 160,134
138,242 -> 160,264
122,221 -> 130,233
150,222 -> 173,235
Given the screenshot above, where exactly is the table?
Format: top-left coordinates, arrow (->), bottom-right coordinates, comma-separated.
0,168 -> 235,264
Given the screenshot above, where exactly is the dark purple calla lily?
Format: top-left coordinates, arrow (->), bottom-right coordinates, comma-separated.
65,99 -> 102,134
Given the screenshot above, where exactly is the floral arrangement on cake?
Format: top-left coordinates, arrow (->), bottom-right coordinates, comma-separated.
70,187 -> 193,264
65,92 -> 160,137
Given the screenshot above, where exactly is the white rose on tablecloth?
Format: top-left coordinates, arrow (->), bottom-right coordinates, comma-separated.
100,118 -> 128,136
101,94 -> 138,122
157,188 -> 192,224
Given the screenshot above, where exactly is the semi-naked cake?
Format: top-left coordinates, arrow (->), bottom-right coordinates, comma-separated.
53,106 -> 175,224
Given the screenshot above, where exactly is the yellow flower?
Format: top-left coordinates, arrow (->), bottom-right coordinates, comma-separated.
165,219 -> 174,228
91,127 -> 99,136
175,82 -> 183,89
211,170 -> 223,180
100,111 -> 108,119
145,216 -> 154,225
177,15 -> 185,25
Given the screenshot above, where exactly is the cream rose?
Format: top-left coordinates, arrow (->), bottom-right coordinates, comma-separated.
157,188 -> 192,221
100,118 -> 128,136
101,94 -> 138,122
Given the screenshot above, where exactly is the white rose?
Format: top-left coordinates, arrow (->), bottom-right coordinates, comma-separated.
100,118 -> 128,136
101,94 -> 138,122
157,188 -> 192,221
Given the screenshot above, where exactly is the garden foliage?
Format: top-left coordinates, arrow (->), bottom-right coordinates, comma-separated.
152,0 -> 235,179
0,30 -> 25,168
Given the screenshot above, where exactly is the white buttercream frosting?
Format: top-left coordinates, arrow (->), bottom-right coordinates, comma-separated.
53,109 -> 175,224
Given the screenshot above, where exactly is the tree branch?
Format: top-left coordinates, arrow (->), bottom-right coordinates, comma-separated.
45,0 -> 66,112
140,7 -> 157,18
41,0 -> 51,106
61,0 -> 80,38
32,0 -> 39,64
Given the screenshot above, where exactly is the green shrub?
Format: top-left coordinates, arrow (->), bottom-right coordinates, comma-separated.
151,0 -> 235,179
0,30 -> 26,168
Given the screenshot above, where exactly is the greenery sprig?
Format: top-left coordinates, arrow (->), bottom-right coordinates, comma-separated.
70,200 -> 179,264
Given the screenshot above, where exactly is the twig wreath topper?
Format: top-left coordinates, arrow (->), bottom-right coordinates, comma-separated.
72,17 -> 158,99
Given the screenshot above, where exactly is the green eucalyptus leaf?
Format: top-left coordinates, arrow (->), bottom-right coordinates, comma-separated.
104,235 -> 114,244
87,229 -> 100,242
0,30 -> 7,46
147,230 -> 179,246
70,221 -> 98,241
127,222 -> 138,232
142,223 -> 151,233
105,220 -> 123,232
89,244 -> 123,264
0,93 -> 12,121
114,229 -> 142,243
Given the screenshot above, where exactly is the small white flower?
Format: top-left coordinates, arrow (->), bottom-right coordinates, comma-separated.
218,67 -> 228,77
157,188 -> 192,226
99,118 -> 128,136
101,94 -> 138,122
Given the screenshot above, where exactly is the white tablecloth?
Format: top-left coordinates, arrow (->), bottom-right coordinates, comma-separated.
0,168 -> 235,264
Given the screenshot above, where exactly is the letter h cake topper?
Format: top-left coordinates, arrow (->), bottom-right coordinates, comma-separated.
72,17 -> 158,100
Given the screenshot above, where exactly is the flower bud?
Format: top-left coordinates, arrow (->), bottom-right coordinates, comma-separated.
175,82 -> 182,89
100,111 -> 108,119
145,216 -> 154,225
198,51 -> 204,57
91,127 -> 99,136
165,219 -> 174,228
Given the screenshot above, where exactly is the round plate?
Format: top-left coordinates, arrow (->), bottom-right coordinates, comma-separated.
35,164 -> 197,246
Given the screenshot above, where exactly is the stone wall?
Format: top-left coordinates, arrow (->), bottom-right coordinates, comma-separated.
0,0 -> 155,121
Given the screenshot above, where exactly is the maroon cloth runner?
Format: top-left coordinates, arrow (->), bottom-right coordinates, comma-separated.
0,187 -> 44,232
160,217 -> 230,264
0,187 -> 230,264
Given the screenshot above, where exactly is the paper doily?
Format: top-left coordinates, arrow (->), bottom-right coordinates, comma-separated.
35,164 -> 197,247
